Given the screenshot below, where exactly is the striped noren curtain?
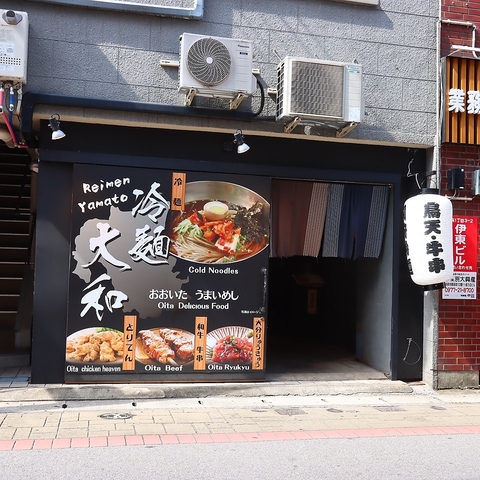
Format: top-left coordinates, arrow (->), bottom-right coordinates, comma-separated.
270,180 -> 329,258
321,184 -> 389,260
271,180 -> 389,260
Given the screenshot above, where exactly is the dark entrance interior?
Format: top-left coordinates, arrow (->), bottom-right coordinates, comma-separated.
266,256 -> 387,380
268,256 -> 356,349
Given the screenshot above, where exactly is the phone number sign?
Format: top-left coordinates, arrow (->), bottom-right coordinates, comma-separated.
443,216 -> 478,300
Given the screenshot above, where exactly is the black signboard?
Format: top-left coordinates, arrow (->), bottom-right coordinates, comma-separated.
65,165 -> 270,382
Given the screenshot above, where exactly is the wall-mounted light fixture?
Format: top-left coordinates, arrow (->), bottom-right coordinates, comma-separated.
233,129 -> 249,154
447,168 -> 465,190
446,167 -> 480,201
223,129 -> 251,154
48,113 -> 66,140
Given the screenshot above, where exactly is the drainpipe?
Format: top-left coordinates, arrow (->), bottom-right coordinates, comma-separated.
429,12 -> 444,391
24,0 -> 204,19
442,19 -> 479,58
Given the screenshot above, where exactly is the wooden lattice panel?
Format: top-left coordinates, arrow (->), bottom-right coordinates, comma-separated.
444,56 -> 480,144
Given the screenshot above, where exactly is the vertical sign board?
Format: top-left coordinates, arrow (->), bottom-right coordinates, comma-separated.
444,56 -> 480,145
65,165 -> 270,382
443,216 -> 478,300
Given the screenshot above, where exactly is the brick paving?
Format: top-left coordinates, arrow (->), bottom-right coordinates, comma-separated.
2,365 -> 480,451
0,396 -> 479,451
2,424 -> 480,451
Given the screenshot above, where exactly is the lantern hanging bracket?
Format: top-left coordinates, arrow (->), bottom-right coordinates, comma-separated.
406,155 -> 437,190
446,195 -> 474,201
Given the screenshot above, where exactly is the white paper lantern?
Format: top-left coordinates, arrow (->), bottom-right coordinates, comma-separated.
404,189 -> 454,290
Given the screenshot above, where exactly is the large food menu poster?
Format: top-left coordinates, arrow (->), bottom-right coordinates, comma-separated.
65,165 -> 270,382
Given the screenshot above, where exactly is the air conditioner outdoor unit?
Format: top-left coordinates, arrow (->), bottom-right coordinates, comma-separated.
0,10 -> 29,84
179,33 -> 257,107
276,57 -> 364,126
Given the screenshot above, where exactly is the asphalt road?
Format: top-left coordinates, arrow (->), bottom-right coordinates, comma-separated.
2,434 -> 479,480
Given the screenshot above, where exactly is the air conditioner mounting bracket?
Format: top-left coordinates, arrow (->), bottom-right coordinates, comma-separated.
336,122 -> 358,138
284,116 -> 301,134
229,93 -> 247,110
184,88 -> 196,106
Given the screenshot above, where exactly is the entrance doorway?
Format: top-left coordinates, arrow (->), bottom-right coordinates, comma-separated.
265,179 -> 393,381
266,256 -> 389,381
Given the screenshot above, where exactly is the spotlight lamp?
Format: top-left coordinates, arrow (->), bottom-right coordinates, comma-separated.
233,129 -> 249,154
48,113 -> 66,140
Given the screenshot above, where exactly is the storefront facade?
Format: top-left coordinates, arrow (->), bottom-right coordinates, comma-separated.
1,1 -> 440,385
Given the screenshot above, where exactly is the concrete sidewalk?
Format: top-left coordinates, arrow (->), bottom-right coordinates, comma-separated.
2,364 -> 480,451
0,364 -> 415,402
1,384 -> 480,451
1,364 -> 480,402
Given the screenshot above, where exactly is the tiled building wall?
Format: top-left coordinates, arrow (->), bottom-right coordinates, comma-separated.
11,0 -> 438,145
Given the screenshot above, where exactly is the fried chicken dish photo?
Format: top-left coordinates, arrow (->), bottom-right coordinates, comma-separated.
66,328 -> 124,363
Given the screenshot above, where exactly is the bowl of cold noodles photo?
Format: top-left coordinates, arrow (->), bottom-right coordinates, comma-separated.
168,181 -> 270,264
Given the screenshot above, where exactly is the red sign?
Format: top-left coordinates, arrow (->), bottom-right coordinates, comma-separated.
443,216 -> 478,300
452,216 -> 477,272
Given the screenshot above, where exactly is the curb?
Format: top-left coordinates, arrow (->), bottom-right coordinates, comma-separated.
0,379 -> 412,402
